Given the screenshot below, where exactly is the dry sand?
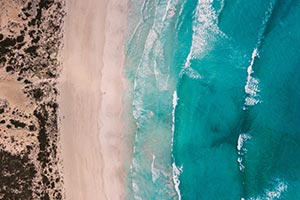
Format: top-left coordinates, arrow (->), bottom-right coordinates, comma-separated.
59,0 -> 129,199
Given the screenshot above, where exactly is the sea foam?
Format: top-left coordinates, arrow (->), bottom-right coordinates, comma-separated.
129,1 -> 182,199
172,162 -> 183,200
249,179 -> 288,200
151,154 -> 160,183
244,48 -> 261,108
243,0 -> 277,109
171,90 -> 178,137
180,0 -> 226,79
171,90 -> 183,200
237,133 -> 252,172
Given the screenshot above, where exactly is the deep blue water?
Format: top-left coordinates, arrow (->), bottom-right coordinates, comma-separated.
125,0 -> 300,199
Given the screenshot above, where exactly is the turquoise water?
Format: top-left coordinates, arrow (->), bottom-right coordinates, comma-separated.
125,0 -> 300,199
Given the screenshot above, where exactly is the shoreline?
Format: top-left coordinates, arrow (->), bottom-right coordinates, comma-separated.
58,0 -> 129,199
100,0 -> 131,199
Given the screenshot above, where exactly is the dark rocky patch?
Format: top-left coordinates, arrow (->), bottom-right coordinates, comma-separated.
33,88 -> 44,100
0,150 -> 36,199
9,119 -> 27,129
5,66 -> 14,73
28,124 -> 37,131
24,45 -> 39,55
24,79 -> 32,84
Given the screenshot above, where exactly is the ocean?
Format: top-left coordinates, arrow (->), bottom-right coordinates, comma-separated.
125,0 -> 300,199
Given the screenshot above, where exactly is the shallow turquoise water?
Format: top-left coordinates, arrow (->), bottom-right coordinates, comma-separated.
125,0 -> 300,199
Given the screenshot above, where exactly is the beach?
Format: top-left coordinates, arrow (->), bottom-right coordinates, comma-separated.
2,0 -> 300,199
59,0 -> 129,199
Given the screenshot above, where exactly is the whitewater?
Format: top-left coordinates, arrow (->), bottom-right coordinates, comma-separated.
125,0 -> 300,199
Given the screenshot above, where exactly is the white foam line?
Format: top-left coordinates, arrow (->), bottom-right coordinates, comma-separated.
151,154 -> 159,183
170,91 -> 183,200
175,0 -> 186,30
179,45 -> 201,79
162,0 -> 172,21
243,48 -> 261,108
245,48 -> 258,95
171,90 -> 178,147
172,162 -> 183,200
184,50 -> 192,68
237,133 -> 252,151
237,133 -> 251,172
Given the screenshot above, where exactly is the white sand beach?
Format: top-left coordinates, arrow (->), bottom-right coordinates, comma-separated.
59,0 -> 129,199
